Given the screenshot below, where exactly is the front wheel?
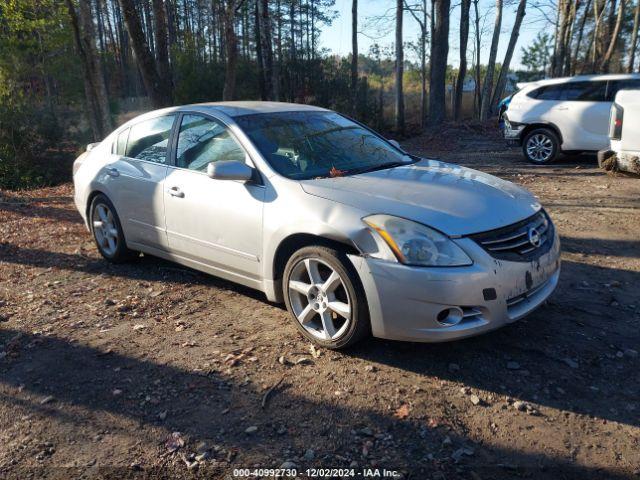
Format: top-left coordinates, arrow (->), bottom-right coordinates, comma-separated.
89,194 -> 138,263
282,246 -> 370,349
522,128 -> 560,164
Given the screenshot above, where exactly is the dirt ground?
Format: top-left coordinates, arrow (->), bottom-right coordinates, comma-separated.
1,124 -> 639,480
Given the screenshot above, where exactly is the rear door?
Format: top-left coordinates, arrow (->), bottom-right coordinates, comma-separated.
106,114 -> 176,250
555,80 -> 610,150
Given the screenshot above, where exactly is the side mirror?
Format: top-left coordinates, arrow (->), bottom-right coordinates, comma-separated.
86,142 -> 100,152
388,139 -> 402,150
207,160 -> 254,182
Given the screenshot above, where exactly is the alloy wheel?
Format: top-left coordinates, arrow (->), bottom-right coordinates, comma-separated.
526,134 -> 554,162
92,203 -> 119,256
287,257 -> 351,341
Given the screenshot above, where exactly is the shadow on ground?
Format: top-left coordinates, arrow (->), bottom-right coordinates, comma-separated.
0,326 -> 632,479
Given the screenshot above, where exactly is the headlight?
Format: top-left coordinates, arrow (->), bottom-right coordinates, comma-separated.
363,214 -> 472,267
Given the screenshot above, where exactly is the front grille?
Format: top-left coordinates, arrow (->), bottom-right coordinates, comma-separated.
469,210 -> 553,262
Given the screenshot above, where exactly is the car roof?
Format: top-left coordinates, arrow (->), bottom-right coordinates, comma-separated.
121,102 -> 331,128
182,101 -> 329,118
519,73 -> 640,90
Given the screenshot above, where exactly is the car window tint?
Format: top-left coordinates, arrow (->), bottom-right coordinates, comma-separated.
561,81 -> 607,101
534,85 -> 564,100
175,114 -> 246,171
114,128 -> 129,155
126,115 -> 175,163
607,79 -> 640,100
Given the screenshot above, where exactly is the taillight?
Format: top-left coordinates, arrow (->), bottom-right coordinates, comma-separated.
610,104 -> 624,140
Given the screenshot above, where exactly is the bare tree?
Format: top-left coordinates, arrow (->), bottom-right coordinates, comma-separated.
405,0 -> 429,126
395,0 -> 405,134
454,0 -> 471,121
629,0 -> 640,72
599,0 -> 625,72
66,0 -> 113,139
117,0 -> 171,106
480,0 -> 502,121
571,0 -> 593,75
257,0 -> 279,100
222,0 -> 244,101
590,0 -> 607,71
551,0 -> 572,76
429,0 -> 451,124
351,0 -> 358,114
491,0 -> 526,111
473,0 -> 481,117
151,0 -> 172,97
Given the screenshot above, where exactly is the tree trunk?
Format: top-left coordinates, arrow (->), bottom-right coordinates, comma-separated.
351,0 -> 358,115
628,0 -> 640,72
571,0 -> 592,75
562,0 -> 577,75
257,0 -> 278,100
395,0 -> 405,134
599,0 -> 625,72
222,1 -> 239,100
480,0 -> 502,121
591,0 -> 606,71
255,1 -> 266,99
420,21 -> 426,126
551,0 -> 571,76
429,0 -> 451,125
491,0 -> 526,112
473,0 -> 481,117
151,0 -> 172,100
118,0 -> 170,107
66,0 -> 113,140
454,0 -> 471,121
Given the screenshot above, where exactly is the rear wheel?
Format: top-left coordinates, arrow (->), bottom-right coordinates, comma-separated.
282,246 -> 370,349
89,194 -> 138,263
522,128 -> 559,164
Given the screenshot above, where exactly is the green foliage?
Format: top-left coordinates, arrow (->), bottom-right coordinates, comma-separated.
521,32 -> 552,76
0,98 -> 70,189
0,0 -> 81,188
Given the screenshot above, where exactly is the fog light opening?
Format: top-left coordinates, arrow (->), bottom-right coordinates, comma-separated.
436,307 -> 463,326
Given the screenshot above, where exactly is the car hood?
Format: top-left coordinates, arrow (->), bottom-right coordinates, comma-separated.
300,159 -> 541,236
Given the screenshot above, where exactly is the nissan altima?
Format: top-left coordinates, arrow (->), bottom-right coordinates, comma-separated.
73,102 -> 561,349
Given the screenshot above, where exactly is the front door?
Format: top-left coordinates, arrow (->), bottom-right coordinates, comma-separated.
163,113 -> 265,282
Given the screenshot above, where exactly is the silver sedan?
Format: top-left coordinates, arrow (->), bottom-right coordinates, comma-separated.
73,102 -> 561,349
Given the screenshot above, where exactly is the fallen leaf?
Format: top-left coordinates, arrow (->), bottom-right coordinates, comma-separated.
394,403 -> 410,419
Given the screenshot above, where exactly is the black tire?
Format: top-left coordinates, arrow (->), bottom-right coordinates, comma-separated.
522,128 -> 560,164
282,245 -> 370,349
89,194 -> 138,263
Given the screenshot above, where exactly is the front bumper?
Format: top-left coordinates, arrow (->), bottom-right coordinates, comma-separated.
350,230 -> 561,342
503,119 -> 525,146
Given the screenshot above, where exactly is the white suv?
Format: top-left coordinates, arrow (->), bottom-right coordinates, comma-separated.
503,74 -> 640,164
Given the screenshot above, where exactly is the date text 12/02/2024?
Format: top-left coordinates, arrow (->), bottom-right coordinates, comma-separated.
233,468 -> 402,478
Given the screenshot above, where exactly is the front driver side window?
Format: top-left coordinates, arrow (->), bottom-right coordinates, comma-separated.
176,114 -> 246,171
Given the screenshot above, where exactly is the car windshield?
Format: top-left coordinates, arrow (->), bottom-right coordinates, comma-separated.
234,111 -> 414,180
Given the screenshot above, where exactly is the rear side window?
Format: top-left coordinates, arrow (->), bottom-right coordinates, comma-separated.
607,79 -> 640,101
529,85 -> 564,100
126,115 -> 176,164
561,81 -> 607,101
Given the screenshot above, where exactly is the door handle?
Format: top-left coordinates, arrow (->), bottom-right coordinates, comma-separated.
106,167 -> 119,177
168,186 -> 184,198
554,106 -> 569,111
